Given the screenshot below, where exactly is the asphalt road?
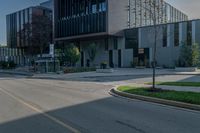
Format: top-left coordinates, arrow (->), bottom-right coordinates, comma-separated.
0,75 -> 200,133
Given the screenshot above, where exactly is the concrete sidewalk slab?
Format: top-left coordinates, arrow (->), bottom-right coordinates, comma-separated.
31,68 -> 200,80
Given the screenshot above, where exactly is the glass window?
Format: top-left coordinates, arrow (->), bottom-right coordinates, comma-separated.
163,25 -> 167,47
174,23 -> 179,47
187,21 -> 192,45
99,1 -> 106,12
125,29 -> 138,49
92,4 -> 97,13
114,38 -> 118,50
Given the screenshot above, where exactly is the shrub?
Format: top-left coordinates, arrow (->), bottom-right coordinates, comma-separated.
9,61 -> 17,68
100,62 -> 107,69
0,61 -> 17,69
177,43 -> 200,67
63,44 -> 80,66
177,43 -> 192,67
192,44 -> 200,67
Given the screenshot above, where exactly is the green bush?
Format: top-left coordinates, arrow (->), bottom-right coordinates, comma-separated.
9,61 -> 17,68
100,62 -> 107,69
63,44 -> 80,66
177,44 -> 192,67
0,61 -> 17,69
192,44 -> 200,67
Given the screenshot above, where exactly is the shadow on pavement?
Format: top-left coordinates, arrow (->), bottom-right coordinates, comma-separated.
0,97 -> 143,133
28,74 -> 153,83
1,96 -> 200,133
178,75 -> 200,82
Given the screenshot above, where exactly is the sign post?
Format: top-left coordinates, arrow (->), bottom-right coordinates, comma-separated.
50,44 -> 56,72
49,44 -> 54,58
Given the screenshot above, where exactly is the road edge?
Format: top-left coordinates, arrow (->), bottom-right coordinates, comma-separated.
0,71 -> 33,76
110,87 -> 200,112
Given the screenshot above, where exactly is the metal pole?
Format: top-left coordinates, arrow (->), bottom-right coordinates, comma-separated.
54,44 -> 56,73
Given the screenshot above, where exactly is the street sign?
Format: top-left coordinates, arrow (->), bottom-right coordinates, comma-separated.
49,44 -> 54,57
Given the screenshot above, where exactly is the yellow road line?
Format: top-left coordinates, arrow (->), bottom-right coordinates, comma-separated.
0,87 -> 81,133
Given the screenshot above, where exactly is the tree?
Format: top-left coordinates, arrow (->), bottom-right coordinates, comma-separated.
178,43 -> 192,67
19,14 -> 52,57
63,44 -> 80,66
31,14 -> 52,57
86,42 -> 97,66
192,43 -> 200,67
132,0 -> 165,89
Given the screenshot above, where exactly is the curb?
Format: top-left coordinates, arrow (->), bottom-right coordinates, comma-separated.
0,71 -> 33,76
110,87 -> 200,112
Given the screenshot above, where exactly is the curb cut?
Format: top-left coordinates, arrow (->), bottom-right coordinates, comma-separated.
110,87 -> 200,112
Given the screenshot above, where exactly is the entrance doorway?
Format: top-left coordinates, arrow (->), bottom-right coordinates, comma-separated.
118,50 -> 122,68
138,48 -> 149,67
109,50 -> 113,68
81,52 -> 84,67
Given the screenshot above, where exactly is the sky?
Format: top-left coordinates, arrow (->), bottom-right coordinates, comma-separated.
0,0 -> 200,44
166,0 -> 200,19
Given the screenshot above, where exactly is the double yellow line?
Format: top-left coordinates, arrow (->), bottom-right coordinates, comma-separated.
0,87 -> 81,133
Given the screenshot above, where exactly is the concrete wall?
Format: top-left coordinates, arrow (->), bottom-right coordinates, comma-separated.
77,37 -> 130,68
107,0 -> 129,35
138,23 -> 180,67
137,19 -> 200,67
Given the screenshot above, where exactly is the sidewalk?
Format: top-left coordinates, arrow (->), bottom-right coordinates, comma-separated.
115,82 -> 200,93
32,68 -> 200,80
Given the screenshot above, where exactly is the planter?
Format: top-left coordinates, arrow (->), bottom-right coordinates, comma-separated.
96,68 -> 114,73
175,67 -> 198,72
100,64 -> 107,69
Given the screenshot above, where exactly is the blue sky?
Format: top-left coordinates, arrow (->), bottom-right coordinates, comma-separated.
0,0 -> 200,44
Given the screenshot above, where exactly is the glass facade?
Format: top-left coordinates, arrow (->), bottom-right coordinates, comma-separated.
187,21 -> 192,45
125,29 -> 138,49
128,0 -> 188,28
55,0 -> 107,38
7,7 -> 52,48
162,25 -> 167,47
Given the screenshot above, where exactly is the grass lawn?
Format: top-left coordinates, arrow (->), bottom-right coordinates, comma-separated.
146,82 -> 200,87
118,86 -> 200,105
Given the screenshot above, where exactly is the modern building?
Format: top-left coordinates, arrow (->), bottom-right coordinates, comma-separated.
128,0 -> 188,28
0,47 -> 26,65
40,0 -> 53,10
6,5 -> 52,55
124,19 -> 200,68
54,0 -> 190,68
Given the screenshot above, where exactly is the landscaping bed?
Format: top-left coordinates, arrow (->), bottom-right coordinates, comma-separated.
146,82 -> 200,87
118,86 -> 200,105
